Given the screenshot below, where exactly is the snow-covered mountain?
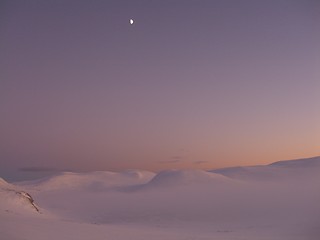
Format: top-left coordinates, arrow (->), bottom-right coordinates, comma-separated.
144,169 -> 234,188
1,156 -> 320,240
211,156 -> 320,181
20,170 -> 155,191
269,156 -> 320,168
0,178 -> 40,214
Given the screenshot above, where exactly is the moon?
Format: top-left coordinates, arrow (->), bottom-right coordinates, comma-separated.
130,19 -> 134,25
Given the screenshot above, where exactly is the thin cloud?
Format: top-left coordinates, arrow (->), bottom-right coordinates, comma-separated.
19,167 -> 60,172
158,159 -> 181,164
193,161 -> 209,165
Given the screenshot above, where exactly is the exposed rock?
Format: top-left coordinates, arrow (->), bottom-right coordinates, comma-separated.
18,191 -> 40,212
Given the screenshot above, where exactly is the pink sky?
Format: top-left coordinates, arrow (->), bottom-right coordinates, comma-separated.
1,1 -> 319,179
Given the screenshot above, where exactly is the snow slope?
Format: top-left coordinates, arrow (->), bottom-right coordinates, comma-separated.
1,156 -> 320,240
19,170 -> 155,191
0,178 -> 40,214
211,156 -> 320,181
145,169 -> 234,188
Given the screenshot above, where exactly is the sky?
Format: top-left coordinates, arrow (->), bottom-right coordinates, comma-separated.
1,0 -> 320,180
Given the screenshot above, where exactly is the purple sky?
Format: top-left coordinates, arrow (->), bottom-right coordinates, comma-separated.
1,0 -> 319,180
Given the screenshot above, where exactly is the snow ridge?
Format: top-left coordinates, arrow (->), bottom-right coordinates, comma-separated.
146,169 -> 232,188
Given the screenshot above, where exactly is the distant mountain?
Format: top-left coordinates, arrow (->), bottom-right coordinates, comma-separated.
268,156 -> 320,168
20,170 -> 155,191
211,156 -> 320,181
144,169 -> 233,188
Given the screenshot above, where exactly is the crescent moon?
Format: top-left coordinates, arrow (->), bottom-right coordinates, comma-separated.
130,19 -> 134,25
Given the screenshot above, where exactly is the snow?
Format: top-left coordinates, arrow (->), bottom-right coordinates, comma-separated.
19,170 -> 155,191
1,157 -> 320,240
211,156 -> 320,182
269,156 -> 320,168
145,169 -> 233,188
